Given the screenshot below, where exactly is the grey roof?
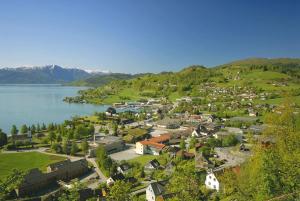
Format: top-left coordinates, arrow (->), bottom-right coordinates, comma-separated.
111,173 -> 125,181
48,159 -> 88,171
119,164 -> 131,172
146,159 -> 160,169
149,181 -> 166,196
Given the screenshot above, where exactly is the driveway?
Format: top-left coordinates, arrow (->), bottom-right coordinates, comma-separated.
109,147 -> 139,161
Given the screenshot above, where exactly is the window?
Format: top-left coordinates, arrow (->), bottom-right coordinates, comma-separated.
208,182 -> 211,185
213,185 -> 216,189
209,176 -> 211,179
213,178 -> 216,181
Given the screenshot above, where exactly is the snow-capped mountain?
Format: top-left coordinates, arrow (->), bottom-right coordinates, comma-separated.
0,65 -> 95,84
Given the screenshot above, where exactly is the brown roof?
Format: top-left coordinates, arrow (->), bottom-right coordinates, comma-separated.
149,134 -> 171,143
139,141 -> 165,149
139,134 -> 171,149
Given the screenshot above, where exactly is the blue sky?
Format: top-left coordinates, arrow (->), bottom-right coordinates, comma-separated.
0,0 -> 299,73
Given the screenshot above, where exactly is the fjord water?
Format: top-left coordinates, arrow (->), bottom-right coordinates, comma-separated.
0,84 -> 108,133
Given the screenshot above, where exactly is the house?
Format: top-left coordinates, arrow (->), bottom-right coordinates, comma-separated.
106,107 -> 117,115
117,164 -> 132,175
136,134 -> 171,155
165,161 -> 176,174
191,125 -> 209,137
248,108 -> 258,117
248,124 -> 266,134
106,173 -> 125,186
195,152 -> 211,170
176,150 -> 195,159
47,159 -> 89,180
156,118 -> 181,129
166,146 -> 180,158
146,181 -> 167,201
16,159 -> 89,197
89,135 -> 125,157
205,170 -> 220,191
145,159 -> 161,170
11,133 -> 32,143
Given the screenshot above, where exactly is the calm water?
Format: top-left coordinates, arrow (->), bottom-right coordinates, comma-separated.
0,84 -> 108,133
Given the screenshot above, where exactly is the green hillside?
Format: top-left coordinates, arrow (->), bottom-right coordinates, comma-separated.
67,73 -> 147,87
64,58 -> 300,105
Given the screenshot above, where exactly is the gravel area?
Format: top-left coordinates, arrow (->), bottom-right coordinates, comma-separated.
149,129 -> 169,137
109,147 -> 140,161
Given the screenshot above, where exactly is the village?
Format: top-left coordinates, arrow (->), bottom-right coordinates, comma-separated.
0,88 -> 278,201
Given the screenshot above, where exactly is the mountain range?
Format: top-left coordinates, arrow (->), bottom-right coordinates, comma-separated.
0,65 -> 94,84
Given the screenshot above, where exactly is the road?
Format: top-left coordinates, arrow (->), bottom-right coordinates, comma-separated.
86,157 -> 107,182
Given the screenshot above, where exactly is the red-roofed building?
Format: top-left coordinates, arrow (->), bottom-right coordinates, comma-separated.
136,134 -> 171,155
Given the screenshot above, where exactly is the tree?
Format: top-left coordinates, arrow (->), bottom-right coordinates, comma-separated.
48,131 -> 56,145
112,123 -> 118,136
166,161 -> 204,201
0,129 -> 8,147
36,124 -> 41,132
0,169 -> 25,200
63,140 -> 70,155
107,180 -> 131,201
74,125 -> 87,139
41,123 -> 47,130
180,139 -> 186,150
58,180 -> 84,201
70,142 -> 79,155
189,136 -> 198,149
81,140 -> 89,155
225,100 -> 300,201
222,134 -> 239,147
20,124 -> 28,134
56,134 -> 62,143
97,112 -> 107,120
11,125 -> 18,135
51,143 -> 62,153
31,125 -> 36,135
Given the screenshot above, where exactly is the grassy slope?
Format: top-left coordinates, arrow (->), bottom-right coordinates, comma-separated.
0,152 -> 66,179
70,58 -> 300,105
128,155 -> 158,166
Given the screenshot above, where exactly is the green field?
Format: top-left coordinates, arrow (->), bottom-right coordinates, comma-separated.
0,152 -> 66,179
128,155 -> 158,166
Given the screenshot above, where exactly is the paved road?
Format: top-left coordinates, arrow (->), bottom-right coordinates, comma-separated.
131,187 -> 147,196
86,157 -> 107,182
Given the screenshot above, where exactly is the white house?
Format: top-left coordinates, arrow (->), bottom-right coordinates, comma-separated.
144,159 -> 161,170
205,170 -> 220,191
106,173 -> 125,186
146,181 -> 166,201
135,134 -> 170,155
117,164 -> 132,175
191,125 -> 209,137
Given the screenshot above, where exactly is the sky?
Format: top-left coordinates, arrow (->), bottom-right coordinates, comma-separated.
0,0 -> 299,73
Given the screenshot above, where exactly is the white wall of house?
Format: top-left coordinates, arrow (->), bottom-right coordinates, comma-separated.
106,177 -> 114,186
135,142 -> 144,154
146,185 -> 156,201
205,172 -> 220,191
191,130 -> 199,137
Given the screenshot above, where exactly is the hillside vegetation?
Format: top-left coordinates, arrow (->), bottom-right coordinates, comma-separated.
67,73 -> 146,87
65,58 -> 300,105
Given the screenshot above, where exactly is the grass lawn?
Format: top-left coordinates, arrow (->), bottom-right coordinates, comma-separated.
0,152 -> 66,179
128,155 -> 158,166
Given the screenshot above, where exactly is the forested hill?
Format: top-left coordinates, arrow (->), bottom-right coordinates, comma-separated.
64,58 -> 300,105
67,73 -> 148,87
